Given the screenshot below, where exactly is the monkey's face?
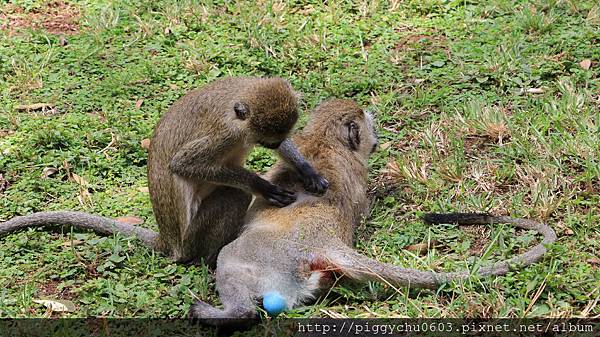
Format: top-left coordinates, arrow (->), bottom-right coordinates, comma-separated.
233,104 -> 298,150
249,105 -> 297,145
305,99 -> 378,161
234,77 -> 299,148
364,110 -> 379,154
344,111 -> 378,161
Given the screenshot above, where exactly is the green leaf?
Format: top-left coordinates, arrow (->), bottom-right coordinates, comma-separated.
431,60 -> 446,67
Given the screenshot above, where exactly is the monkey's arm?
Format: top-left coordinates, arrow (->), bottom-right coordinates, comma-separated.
277,139 -> 329,195
169,136 -> 296,207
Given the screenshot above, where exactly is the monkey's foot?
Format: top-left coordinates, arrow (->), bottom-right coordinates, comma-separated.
189,300 -> 258,327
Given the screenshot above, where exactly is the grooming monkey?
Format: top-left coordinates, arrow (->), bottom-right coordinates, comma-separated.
189,99 -> 557,323
1,77 -> 328,267
148,76 -> 327,265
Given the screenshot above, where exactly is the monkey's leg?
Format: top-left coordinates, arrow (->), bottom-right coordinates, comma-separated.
189,271 -> 259,325
179,186 -> 252,267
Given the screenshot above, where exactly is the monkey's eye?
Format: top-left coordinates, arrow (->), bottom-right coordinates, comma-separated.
234,102 -> 249,120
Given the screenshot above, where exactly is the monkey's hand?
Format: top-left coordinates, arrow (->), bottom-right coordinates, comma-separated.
277,139 -> 329,195
253,178 -> 297,207
298,164 -> 329,195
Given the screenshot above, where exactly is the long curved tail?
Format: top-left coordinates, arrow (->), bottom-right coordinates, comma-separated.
0,211 -> 160,250
326,213 -> 557,289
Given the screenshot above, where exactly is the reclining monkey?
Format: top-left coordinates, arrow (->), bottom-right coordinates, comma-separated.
189,99 -> 557,324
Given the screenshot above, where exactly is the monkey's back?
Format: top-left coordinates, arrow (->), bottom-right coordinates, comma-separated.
247,199 -> 351,242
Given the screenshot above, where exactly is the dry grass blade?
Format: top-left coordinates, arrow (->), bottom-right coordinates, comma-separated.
523,275 -> 548,316
319,309 -> 348,318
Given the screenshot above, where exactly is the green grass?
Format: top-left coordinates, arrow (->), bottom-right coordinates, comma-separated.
0,0 -> 598,326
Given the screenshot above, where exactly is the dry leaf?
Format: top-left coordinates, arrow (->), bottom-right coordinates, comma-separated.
61,239 -> 84,247
296,5 -> 315,15
587,258 -> 600,266
379,141 -> 393,151
140,138 -> 151,150
62,161 -> 72,181
59,36 -> 68,46
135,99 -> 144,109
169,83 -> 179,90
116,216 -> 144,225
485,122 -> 510,141
99,133 -> 118,156
15,103 -> 53,111
41,167 -> 58,179
564,228 -> 574,235
77,190 -> 91,205
0,129 -> 14,137
579,59 -> 591,70
0,173 -> 9,193
33,299 -> 76,312
69,172 -> 91,205
381,160 -> 402,183
138,186 -> 149,193
404,242 -> 430,255
70,173 -> 89,187
526,88 -> 544,94
164,26 -> 172,35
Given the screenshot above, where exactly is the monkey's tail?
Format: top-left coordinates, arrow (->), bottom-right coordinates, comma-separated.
0,211 -> 160,250
326,213 -> 557,289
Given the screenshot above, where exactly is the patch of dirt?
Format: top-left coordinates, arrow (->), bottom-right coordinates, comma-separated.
0,1 -> 80,35
0,173 -> 10,193
463,135 -> 491,155
461,225 -> 490,255
38,280 -> 76,300
393,30 -> 448,53
354,220 -> 377,245
84,261 -> 100,278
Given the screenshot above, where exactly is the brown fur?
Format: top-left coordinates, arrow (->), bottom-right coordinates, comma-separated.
148,76 -> 329,265
0,77 -> 328,269
189,99 -> 556,326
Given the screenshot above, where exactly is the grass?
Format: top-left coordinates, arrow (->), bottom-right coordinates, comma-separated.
0,0 -> 598,327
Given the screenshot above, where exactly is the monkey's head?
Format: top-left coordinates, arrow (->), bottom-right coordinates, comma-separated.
304,99 -> 378,162
234,77 -> 299,149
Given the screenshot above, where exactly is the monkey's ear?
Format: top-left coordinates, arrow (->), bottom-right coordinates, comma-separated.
346,121 -> 360,151
234,102 -> 249,120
